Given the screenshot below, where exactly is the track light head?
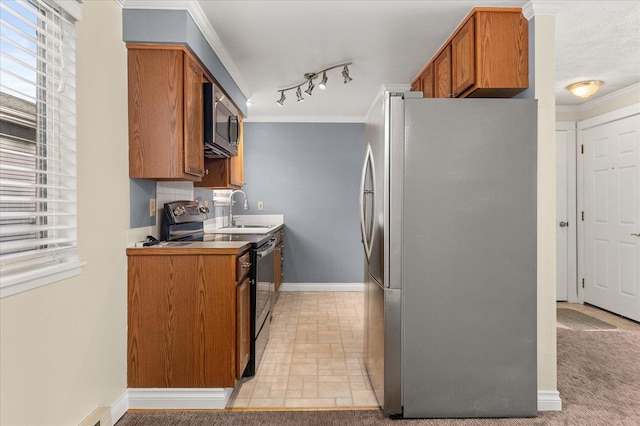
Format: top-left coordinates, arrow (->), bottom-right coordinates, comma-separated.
319,71 -> 328,89
276,91 -> 286,106
342,65 -> 352,84
305,79 -> 315,96
296,86 -> 304,102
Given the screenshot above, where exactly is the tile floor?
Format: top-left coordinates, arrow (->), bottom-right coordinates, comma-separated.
227,291 -> 379,409
227,293 -> 640,410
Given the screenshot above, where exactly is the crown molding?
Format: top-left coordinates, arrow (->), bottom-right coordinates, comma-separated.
121,1 -> 251,99
522,1 -> 566,20
556,82 -> 640,114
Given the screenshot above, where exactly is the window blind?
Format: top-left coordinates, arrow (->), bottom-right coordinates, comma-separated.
0,0 -> 82,297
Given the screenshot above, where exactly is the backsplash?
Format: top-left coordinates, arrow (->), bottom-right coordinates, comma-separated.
128,181 -> 246,244
156,181 -> 195,213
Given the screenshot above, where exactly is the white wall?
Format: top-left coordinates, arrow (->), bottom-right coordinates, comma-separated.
529,13 -> 559,403
0,1 -> 129,424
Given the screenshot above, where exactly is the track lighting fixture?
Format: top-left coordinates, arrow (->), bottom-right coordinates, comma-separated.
276,62 -> 352,106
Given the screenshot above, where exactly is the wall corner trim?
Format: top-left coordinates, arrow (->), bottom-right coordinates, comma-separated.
537,390 -> 562,411
111,390 -> 130,424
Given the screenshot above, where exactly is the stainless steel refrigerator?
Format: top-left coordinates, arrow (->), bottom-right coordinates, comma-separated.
360,91 -> 537,418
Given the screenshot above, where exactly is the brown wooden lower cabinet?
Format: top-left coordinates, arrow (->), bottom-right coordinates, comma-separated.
127,248 -> 250,388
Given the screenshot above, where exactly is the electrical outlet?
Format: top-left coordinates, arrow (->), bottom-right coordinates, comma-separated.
257,201 -> 264,211
150,198 -> 156,217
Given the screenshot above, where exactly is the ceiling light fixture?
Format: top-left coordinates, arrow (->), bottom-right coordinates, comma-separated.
567,80 -> 602,99
276,62 -> 352,106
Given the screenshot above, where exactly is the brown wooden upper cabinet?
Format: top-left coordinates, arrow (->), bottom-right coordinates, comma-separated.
195,121 -> 244,189
127,45 -> 208,181
412,8 -> 528,99
410,66 -> 432,96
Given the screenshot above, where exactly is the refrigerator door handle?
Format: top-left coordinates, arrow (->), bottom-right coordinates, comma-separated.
359,144 -> 375,262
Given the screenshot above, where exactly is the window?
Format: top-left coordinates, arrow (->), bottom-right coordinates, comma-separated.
0,0 -> 82,298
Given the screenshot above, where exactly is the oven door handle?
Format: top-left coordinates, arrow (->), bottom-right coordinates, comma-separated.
257,240 -> 277,257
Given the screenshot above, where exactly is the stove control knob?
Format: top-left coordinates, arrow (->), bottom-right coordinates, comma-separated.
173,206 -> 186,217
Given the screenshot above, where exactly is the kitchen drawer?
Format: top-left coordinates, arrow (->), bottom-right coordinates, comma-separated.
236,251 -> 251,281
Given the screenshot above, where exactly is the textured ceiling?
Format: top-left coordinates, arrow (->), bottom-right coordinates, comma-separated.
555,0 -> 640,106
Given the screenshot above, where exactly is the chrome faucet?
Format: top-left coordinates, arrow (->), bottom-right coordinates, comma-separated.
228,189 -> 249,226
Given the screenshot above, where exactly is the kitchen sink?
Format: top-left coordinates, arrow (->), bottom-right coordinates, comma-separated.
209,224 -> 277,235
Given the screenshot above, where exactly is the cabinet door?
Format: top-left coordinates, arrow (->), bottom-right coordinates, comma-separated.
420,64 -> 435,98
128,49 -> 183,178
183,55 -> 205,178
236,276 -> 250,379
452,17 -> 476,97
434,45 -> 452,98
128,254 -> 237,388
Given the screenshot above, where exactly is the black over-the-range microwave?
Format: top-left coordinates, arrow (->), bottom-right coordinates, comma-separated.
203,82 -> 239,158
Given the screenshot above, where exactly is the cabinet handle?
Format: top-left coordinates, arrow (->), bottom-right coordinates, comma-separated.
241,262 -> 251,268
205,169 -> 209,175
632,233 -> 640,237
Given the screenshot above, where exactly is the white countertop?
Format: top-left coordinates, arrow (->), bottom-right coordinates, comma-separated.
204,214 -> 284,234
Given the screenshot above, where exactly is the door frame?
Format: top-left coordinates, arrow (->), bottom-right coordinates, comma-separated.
556,122 -> 578,302
576,103 -> 640,306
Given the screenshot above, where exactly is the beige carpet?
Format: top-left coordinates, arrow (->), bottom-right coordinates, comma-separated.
116,327 -> 640,425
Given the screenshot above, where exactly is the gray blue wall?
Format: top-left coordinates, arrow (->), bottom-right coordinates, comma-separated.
130,178 -> 156,227
242,122 -> 366,283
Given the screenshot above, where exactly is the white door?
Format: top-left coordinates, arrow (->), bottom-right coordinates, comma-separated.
556,128 -> 570,301
582,114 -> 640,321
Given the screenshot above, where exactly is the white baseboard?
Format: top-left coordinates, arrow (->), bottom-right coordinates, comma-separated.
537,390 -> 562,411
110,387 -> 560,421
280,282 -> 364,292
127,387 -> 234,410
